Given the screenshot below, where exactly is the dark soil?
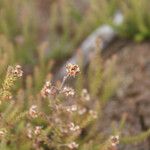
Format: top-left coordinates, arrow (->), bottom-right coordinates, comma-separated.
102,40 -> 150,150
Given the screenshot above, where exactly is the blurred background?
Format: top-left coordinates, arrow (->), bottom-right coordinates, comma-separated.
0,0 -> 150,150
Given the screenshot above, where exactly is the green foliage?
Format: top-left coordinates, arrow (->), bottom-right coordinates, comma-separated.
0,0 -> 38,64
115,0 -> 150,42
0,0 -> 112,65
122,129 -> 150,144
48,0 -> 114,60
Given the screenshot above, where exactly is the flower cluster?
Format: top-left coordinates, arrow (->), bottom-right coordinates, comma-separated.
34,126 -> 42,136
29,105 -> 39,118
66,63 -> 80,77
0,65 -> 23,101
110,135 -> 119,146
66,105 -> 77,112
11,65 -> 23,78
41,63 -> 79,99
27,125 -> 42,139
67,142 -> 79,149
62,86 -> 75,97
41,81 -> 58,98
81,89 -> 90,101
68,122 -> 80,132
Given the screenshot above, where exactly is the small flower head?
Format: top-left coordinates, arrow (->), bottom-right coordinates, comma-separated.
78,108 -> 87,115
89,110 -> 98,119
66,63 -> 80,77
0,129 -> 7,139
62,86 -> 75,97
66,105 -> 77,112
41,81 -> 51,98
110,135 -> 119,146
12,65 -> 23,77
29,105 -> 38,118
81,89 -> 90,101
67,142 -> 79,149
41,81 -> 58,98
34,126 -> 42,136
68,122 -> 80,132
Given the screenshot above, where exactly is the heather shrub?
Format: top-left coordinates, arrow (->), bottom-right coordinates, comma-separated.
0,45 -> 150,150
0,0 -> 150,150
0,43 -> 122,150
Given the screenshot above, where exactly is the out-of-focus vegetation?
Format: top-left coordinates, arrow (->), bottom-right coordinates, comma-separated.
0,0 -> 118,89
0,0 -> 114,66
0,0 -> 150,69
115,0 -> 150,42
0,0 -> 150,149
